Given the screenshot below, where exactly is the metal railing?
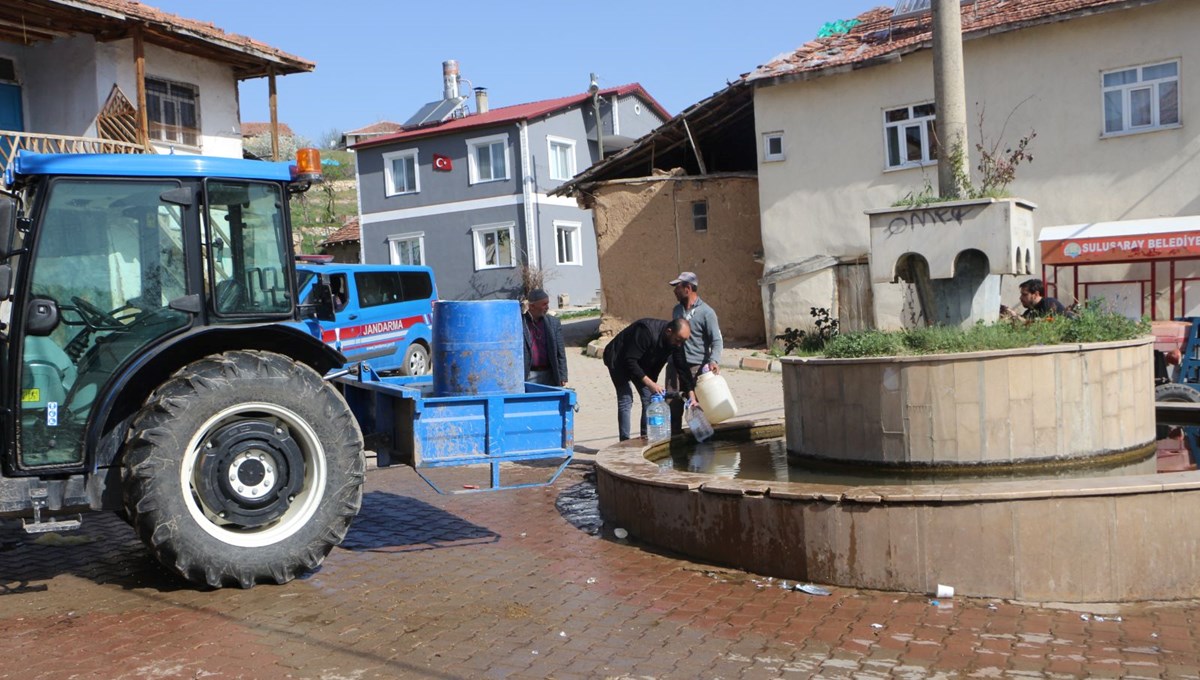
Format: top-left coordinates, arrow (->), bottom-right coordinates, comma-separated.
0,130 -> 154,175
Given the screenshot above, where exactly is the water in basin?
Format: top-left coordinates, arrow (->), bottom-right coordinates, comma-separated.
656,436 -> 1167,485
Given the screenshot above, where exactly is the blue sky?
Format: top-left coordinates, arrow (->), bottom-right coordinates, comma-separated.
146,1 -> 884,144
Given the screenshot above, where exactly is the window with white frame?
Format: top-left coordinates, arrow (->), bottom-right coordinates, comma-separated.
762,132 -> 785,162
884,102 -> 937,169
382,149 -> 419,196
146,76 -> 200,147
555,221 -> 582,266
467,133 -> 510,184
472,223 -> 515,270
1102,60 -> 1180,135
388,232 -> 425,265
548,136 -> 576,181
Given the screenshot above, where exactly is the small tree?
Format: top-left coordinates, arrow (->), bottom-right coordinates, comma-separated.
317,127 -> 345,150
517,263 -> 558,299
319,159 -> 353,223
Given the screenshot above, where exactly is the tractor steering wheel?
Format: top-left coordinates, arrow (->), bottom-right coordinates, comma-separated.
67,296 -> 127,331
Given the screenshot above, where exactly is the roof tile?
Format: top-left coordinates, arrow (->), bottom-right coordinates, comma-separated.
321,218 -> 360,246
59,0 -> 313,72
345,121 -> 405,136
747,0 -> 1158,82
241,122 -> 295,138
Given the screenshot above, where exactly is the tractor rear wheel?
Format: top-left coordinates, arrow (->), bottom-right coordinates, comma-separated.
122,350 -> 364,588
1156,383 -> 1200,403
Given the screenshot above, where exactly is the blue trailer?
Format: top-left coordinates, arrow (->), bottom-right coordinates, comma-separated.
337,371 -> 575,493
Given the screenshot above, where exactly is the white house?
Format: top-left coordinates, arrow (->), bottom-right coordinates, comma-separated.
0,0 -> 313,170
749,0 -> 1200,335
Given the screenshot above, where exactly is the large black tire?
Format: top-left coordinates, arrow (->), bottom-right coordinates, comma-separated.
1156,382 -> 1200,403
399,342 -> 430,376
122,350 -> 365,588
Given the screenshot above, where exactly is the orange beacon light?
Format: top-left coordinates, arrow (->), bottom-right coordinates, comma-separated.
294,148 -> 323,183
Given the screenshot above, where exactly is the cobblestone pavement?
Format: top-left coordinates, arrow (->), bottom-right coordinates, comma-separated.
2,337 -> 1199,679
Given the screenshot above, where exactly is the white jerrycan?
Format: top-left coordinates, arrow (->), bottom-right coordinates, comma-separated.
693,370 -> 738,424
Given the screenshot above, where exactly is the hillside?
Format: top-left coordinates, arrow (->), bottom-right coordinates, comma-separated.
291,149 -> 359,254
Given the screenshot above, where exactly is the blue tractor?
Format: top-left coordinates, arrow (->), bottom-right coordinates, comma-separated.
0,150 -> 361,587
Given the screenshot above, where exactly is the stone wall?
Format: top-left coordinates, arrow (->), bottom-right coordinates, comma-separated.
590,175 -> 764,344
781,337 -> 1155,466
595,421 -> 1200,602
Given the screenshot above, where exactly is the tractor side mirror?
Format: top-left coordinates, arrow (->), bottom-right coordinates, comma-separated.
26,297 -> 60,336
0,193 -> 14,258
299,279 -> 337,323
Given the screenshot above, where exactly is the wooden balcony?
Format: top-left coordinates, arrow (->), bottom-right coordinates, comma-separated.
0,130 -> 153,176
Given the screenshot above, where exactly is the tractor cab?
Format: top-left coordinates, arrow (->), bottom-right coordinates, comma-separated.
0,151 -> 335,477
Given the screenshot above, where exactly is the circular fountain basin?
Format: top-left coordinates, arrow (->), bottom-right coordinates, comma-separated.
596,420 -> 1200,603
782,337 -> 1156,468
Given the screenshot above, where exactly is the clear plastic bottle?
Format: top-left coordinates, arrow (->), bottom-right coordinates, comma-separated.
687,404 -> 715,442
646,394 -> 671,442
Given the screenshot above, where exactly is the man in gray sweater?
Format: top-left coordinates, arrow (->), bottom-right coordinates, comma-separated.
667,271 -> 723,434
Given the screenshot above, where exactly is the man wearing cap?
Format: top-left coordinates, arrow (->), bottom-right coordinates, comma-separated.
667,271 -> 724,434
522,289 -> 567,387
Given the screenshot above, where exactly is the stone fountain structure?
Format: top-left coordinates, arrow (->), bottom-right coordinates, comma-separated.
867,197 -> 1036,328
593,198 -> 1200,603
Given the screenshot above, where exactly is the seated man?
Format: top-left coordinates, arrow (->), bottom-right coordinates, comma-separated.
329,274 -> 349,312
1018,278 -> 1067,319
1155,348 -> 1183,386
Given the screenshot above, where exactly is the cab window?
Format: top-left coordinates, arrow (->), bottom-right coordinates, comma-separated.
204,180 -> 292,316
18,179 -> 190,467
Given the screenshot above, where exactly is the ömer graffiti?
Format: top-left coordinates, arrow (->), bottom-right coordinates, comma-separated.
884,205 -> 981,236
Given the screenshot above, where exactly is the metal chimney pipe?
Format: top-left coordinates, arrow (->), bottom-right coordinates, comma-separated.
443,60 -> 460,100
474,87 -> 489,114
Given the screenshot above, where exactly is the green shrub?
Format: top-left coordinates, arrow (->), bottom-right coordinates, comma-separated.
774,307 -> 840,354
820,302 -> 1147,359
558,307 -> 600,321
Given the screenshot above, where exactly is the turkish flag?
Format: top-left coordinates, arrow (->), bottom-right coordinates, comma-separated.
433,154 -> 453,171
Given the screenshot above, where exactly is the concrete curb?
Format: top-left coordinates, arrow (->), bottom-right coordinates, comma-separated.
585,338 -> 606,358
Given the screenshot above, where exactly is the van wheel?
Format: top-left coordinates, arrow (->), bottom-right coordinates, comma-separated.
121,350 -> 364,588
400,343 -> 430,376
1156,382 -> 1200,403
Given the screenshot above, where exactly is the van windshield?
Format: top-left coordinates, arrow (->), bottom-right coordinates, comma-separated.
296,270 -> 316,300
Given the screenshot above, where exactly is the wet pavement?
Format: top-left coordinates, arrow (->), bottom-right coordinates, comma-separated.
2,332 -> 1200,679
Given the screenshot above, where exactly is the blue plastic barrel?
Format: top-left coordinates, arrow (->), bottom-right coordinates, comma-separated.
432,300 -> 524,397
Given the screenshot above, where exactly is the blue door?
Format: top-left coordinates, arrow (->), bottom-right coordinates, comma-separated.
0,82 -> 24,163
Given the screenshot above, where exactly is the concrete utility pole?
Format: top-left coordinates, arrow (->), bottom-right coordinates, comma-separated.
932,0 -> 969,199
589,73 -> 604,162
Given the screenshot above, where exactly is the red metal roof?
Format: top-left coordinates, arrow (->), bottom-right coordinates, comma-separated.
351,84 -> 670,150
747,0 -> 1163,83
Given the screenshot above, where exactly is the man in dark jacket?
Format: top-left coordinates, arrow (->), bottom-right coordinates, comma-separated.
1019,278 -> 1068,319
603,318 -> 693,441
522,289 -> 567,386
